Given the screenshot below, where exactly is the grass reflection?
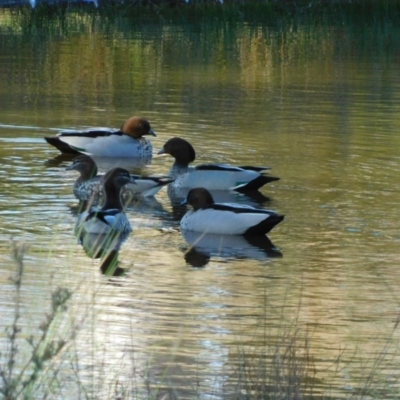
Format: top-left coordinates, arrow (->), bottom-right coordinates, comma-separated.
1,4 -> 400,128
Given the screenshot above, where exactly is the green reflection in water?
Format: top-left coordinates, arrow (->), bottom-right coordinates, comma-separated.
1,9 -> 400,129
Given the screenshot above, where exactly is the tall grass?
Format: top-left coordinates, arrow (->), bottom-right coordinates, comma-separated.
0,239 -> 73,399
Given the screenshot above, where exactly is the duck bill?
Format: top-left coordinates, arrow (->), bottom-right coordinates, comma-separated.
180,199 -> 188,206
157,148 -> 166,155
147,128 -> 156,137
65,164 -> 75,171
129,176 -> 137,185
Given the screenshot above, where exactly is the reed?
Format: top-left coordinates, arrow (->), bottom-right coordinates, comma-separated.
0,239 -> 73,399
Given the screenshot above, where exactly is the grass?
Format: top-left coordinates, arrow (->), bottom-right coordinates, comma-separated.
0,239 -> 73,399
230,327 -> 318,399
1,239 -> 400,399
0,238 -> 124,399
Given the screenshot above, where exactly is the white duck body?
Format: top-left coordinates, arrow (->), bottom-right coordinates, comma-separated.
180,188 -> 284,236
169,163 -> 270,191
45,116 -> 156,158
60,133 -> 153,158
181,205 -> 280,235
158,137 -> 279,192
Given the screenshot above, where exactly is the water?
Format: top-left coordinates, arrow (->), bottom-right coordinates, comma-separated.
1,11 -> 400,398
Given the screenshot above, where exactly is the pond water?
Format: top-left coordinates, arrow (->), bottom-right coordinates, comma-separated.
1,10 -> 400,399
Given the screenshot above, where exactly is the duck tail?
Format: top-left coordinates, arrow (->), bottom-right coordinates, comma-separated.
44,137 -> 80,154
245,214 -> 285,235
232,175 -> 280,192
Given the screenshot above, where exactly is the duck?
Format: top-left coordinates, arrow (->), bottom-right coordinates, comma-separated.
180,187 -> 284,235
66,154 -> 174,201
157,137 -> 280,192
45,116 -> 156,158
76,167 -> 136,235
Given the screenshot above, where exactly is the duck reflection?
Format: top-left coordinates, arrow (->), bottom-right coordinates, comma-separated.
69,192 -> 166,218
89,155 -> 151,172
77,229 -> 129,276
183,246 -> 211,268
123,193 -> 165,213
168,186 -> 270,206
182,230 -> 282,268
44,153 -> 75,167
69,200 -> 93,217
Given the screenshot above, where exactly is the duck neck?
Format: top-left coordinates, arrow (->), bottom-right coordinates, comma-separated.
171,161 -> 189,177
78,165 -> 98,184
102,182 -> 123,210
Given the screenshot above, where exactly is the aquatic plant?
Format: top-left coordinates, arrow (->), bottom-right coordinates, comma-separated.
0,239 -> 73,399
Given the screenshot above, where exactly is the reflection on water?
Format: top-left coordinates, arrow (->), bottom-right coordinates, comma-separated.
182,230 -> 282,267
1,11 -> 400,398
44,153 -> 152,172
167,186 -> 271,207
77,227 -> 130,275
89,155 -> 152,171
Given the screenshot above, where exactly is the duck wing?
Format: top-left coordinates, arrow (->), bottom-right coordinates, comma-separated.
193,164 -> 279,191
182,202 -> 283,235
205,203 -> 284,235
196,164 -> 271,172
238,165 -> 271,172
125,175 -> 174,197
45,128 -> 120,154
195,163 -> 245,172
58,128 -> 121,138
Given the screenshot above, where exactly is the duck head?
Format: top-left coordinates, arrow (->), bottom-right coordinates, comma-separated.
102,167 -> 137,191
66,154 -> 98,179
120,117 -> 156,138
158,137 -> 196,165
181,187 -> 214,210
